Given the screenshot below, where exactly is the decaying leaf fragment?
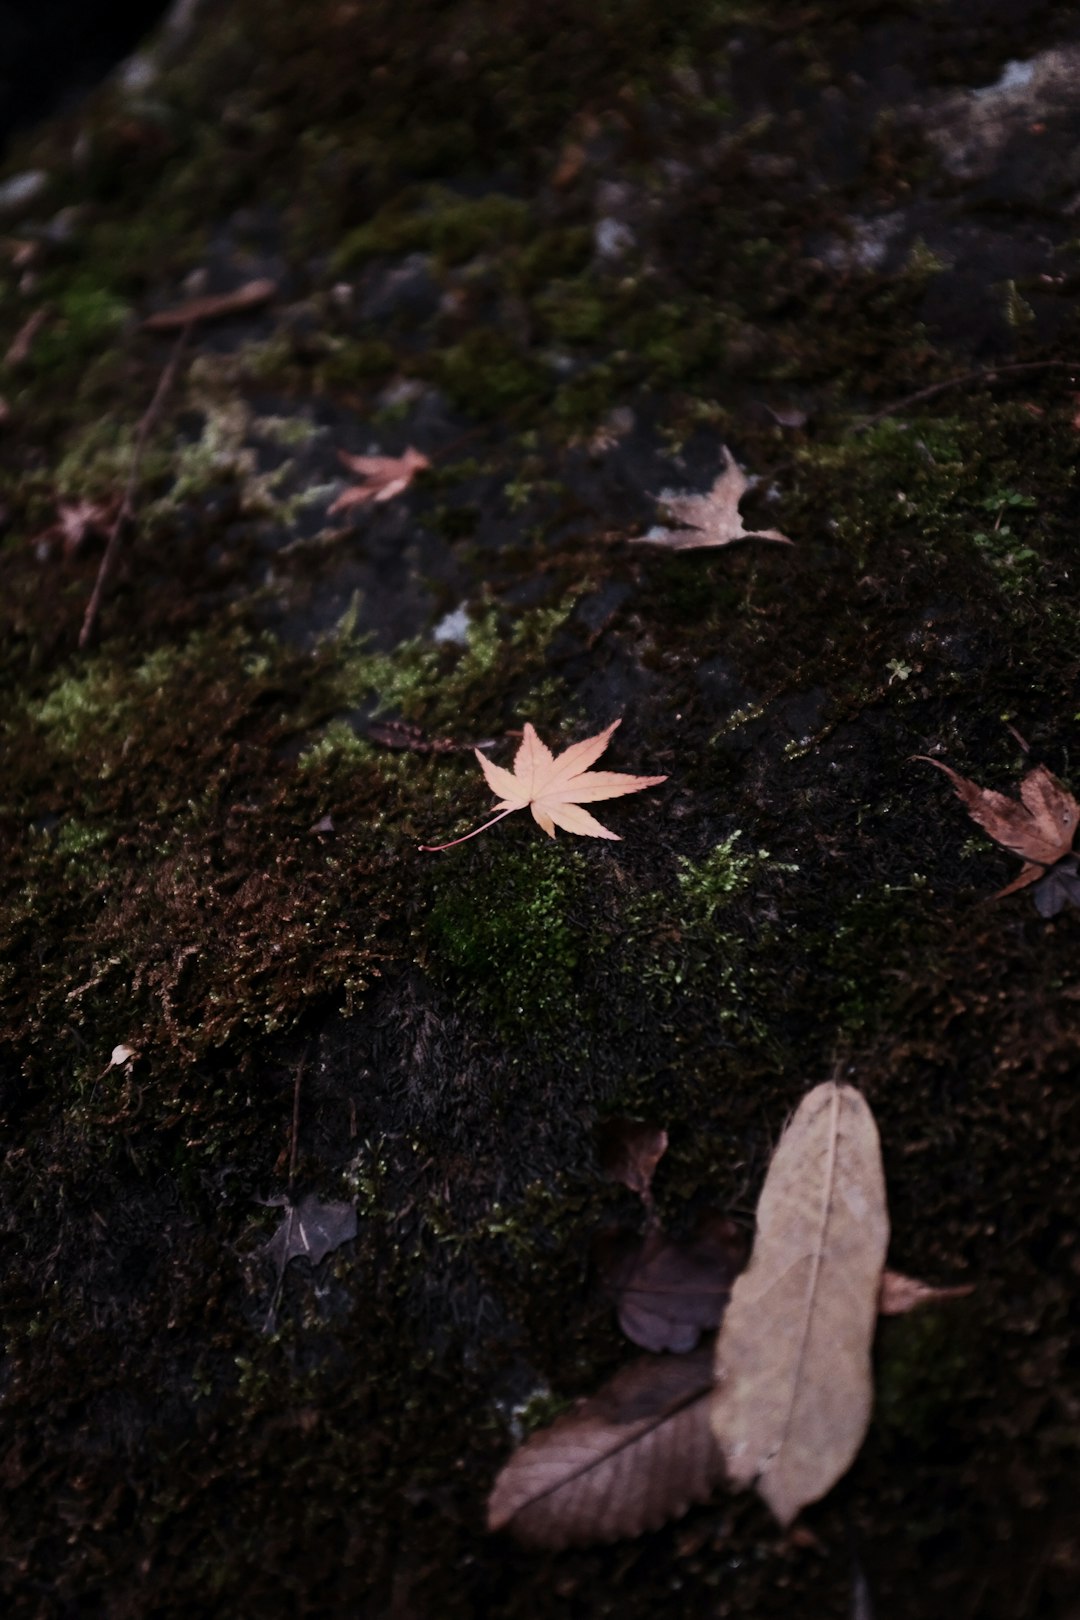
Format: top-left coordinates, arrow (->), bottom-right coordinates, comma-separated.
420,718 -> 666,851
487,1349 -> 721,1548
634,445 -> 793,551
917,756 -> 1079,903
598,1214 -> 749,1354
329,446 -> 430,512
263,1193 -> 358,1270
711,1082 -> 889,1527
594,1116 -> 669,1206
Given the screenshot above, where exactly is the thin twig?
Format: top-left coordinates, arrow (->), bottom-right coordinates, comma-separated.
264,1048 -> 308,1333
287,1047 -> 304,1199
78,322 -> 192,649
850,359 -> 1080,435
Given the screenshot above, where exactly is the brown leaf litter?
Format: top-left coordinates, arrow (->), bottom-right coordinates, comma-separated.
917,755 -> 1079,911
491,1086 -> 971,1548
487,1348 -> 722,1548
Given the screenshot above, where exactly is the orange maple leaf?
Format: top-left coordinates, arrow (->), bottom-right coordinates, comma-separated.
420,720 -> 667,852
329,446 -> 430,512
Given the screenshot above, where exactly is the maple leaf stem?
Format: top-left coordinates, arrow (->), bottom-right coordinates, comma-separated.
418,806 -> 517,853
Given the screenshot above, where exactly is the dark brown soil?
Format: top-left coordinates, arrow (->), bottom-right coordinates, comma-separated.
1,2 -> 1078,1616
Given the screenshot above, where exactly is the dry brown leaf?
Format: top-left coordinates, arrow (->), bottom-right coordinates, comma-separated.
917,757 -> 1079,897
487,1348 -> 722,1547
329,447 -> 430,512
594,1117 -> 668,1204
598,1214 -> 749,1354
878,1269 -> 974,1315
711,1082 -> 889,1527
142,278 -> 277,332
420,718 -> 666,851
634,446 -> 794,550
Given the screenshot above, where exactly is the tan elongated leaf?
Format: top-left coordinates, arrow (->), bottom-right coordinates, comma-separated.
420,718 -> 666,851
633,446 -> 793,550
711,1082 -> 889,1527
916,757 -> 1079,889
488,1349 -> 722,1547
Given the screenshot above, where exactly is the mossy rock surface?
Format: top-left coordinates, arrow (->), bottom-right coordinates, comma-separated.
2,2 -> 1079,1616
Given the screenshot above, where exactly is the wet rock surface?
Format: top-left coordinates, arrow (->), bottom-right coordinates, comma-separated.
1,2 -> 1079,1616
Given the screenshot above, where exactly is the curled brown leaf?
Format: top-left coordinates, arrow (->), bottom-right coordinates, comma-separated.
916,756 -> 1079,892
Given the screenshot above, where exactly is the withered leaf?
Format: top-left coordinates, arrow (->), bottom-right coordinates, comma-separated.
1031,853 -> 1080,918
4,306 -> 48,367
142,277 -> 278,331
263,1193 -> 357,1269
421,718 -> 666,851
878,1269 -> 974,1315
487,1348 -> 722,1547
917,756 -> 1079,899
634,445 -> 793,551
594,1117 -> 668,1203
711,1082 -> 889,1527
598,1214 -> 749,1354
329,446 -> 430,512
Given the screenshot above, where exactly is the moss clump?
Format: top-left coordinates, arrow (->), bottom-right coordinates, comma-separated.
25,273 -> 130,377
675,832 -> 784,923
875,1310 -> 975,1451
425,841 -> 590,1042
332,187 -> 533,273
430,327 -> 551,418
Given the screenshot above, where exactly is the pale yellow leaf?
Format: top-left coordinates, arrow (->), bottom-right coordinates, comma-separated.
711,1082 -> 889,1527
